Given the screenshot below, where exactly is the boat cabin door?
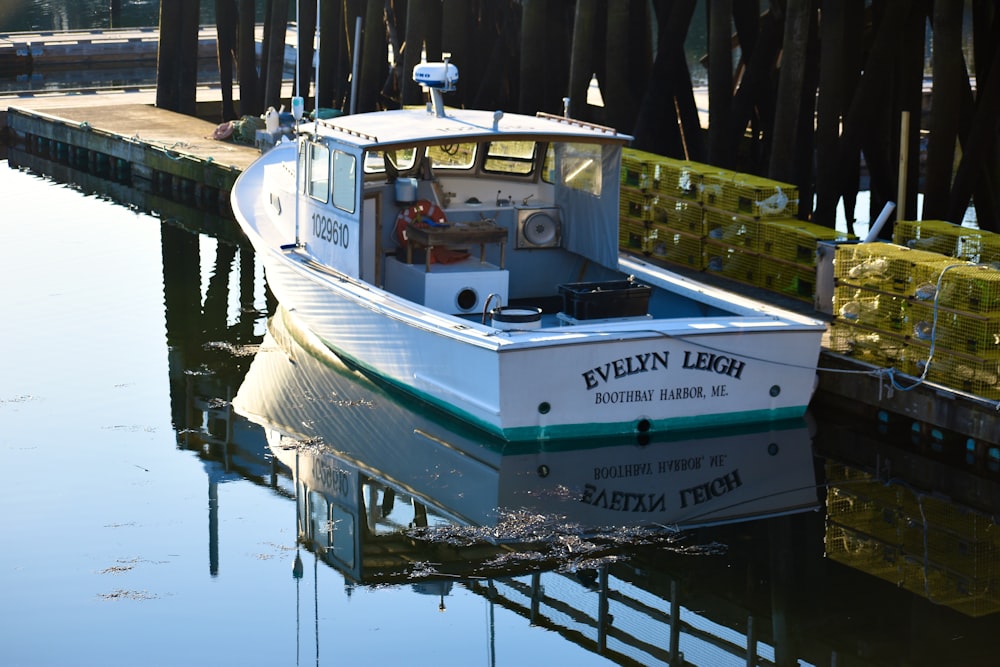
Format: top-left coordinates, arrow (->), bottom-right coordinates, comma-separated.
361,192 -> 380,284
301,139 -> 376,281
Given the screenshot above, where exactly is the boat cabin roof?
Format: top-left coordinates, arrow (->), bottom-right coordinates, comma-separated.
307,107 -> 632,151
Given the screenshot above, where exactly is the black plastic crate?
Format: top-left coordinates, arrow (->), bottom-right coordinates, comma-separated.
559,280 -> 652,319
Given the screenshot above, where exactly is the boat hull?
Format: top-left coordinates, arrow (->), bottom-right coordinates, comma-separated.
246,246 -> 821,441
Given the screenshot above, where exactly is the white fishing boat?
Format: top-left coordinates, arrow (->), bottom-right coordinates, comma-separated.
231,62 -> 826,442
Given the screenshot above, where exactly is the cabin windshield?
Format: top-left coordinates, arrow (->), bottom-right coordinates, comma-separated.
363,147 -> 418,174
483,141 -> 537,175
427,143 -> 477,169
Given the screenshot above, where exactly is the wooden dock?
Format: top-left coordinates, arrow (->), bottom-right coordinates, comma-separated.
2,93 -> 999,460
5,101 -> 259,211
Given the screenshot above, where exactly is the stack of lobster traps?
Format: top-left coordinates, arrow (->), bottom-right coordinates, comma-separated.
618,148 -> 854,303
830,239 -> 1000,399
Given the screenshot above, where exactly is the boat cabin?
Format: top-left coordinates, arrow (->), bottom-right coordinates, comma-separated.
285,107 -> 643,324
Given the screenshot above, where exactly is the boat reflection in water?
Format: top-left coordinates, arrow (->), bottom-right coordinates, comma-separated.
234,306 -> 820,586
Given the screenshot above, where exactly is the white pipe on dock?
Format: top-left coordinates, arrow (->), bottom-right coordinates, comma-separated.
864,201 -> 897,243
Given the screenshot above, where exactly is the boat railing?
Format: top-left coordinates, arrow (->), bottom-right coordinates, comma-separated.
315,117 -> 378,143
535,112 -> 620,136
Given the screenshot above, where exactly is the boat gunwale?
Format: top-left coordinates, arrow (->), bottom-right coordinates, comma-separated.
268,243 -> 827,350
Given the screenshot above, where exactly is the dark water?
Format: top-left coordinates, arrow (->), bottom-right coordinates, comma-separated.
2,155 -> 999,666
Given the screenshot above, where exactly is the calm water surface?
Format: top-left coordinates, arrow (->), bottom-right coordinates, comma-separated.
2,3 -> 999,666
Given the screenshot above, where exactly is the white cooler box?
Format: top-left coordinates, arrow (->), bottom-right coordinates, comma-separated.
384,256 -> 509,315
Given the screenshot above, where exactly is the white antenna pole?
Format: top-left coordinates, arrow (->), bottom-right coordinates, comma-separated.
291,0 -> 305,247
294,0 -> 300,99
314,0 -> 321,115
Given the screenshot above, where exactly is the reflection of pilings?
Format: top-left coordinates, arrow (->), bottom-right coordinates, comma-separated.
209,478 -> 219,576
530,572 -> 541,622
203,240 -> 238,338
239,240 -> 258,334
597,565 -> 610,651
669,579 -> 681,664
162,223 -> 202,432
770,515 -> 795,667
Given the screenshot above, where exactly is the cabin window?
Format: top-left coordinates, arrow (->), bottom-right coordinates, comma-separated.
363,147 -> 417,174
483,141 -> 536,175
332,150 -> 356,213
427,142 -> 476,170
307,142 -> 330,202
555,142 -> 602,196
542,144 -> 555,183
329,504 -> 355,567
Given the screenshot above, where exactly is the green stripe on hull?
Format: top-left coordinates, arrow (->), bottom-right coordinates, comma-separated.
501,406 -> 808,443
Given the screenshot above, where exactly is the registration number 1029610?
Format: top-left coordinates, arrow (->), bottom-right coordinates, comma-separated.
312,213 -> 349,248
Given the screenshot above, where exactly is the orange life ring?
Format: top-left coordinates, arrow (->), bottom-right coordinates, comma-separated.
394,199 -> 447,246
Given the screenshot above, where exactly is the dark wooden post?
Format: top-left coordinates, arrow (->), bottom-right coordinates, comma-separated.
442,0 -> 471,109
924,0 -> 966,220
567,0 -> 598,120
471,3 -> 519,110
632,0 -> 699,159
177,0 -> 200,116
603,1 -> 634,131
836,0 -> 911,235
815,0 -> 849,227
401,0 -> 443,107
297,0 -> 317,100
706,0 -> 733,167
726,0 -> 759,168
519,0 -> 547,115
263,0 -> 290,111
895,0 -> 929,223
156,2 -> 182,111
216,0 -> 239,121
728,10 -> 782,174
155,0 -> 199,114
768,0 -> 812,185
356,0 -> 387,112
317,0 -> 347,111
947,39 -> 1000,229
237,0 -> 260,116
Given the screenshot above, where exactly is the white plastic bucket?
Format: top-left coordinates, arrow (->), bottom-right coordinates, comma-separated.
491,307 -> 542,330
